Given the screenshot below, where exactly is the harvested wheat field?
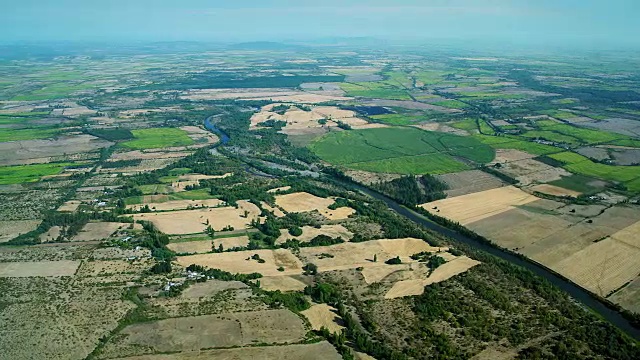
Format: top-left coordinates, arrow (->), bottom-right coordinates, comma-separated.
0,220 -> 40,243
260,275 -> 308,292
72,222 -> 130,241
177,248 -> 303,276
299,238 -> 445,272
530,184 -> 581,197
276,225 -> 353,244
133,200 -> 262,234
110,341 -> 342,360
466,207 -> 577,251
275,192 -> 355,220
492,149 -> 537,163
57,200 -> 82,212
250,104 -> 366,135
261,201 -> 286,217
0,260 -> 80,277
128,199 -> 224,212
421,186 -> 539,225
101,310 -> 306,357
553,234 -> 640,297
492,158 -> 571,185
608,277 -> 640,314
167,240 -> 213,254
361,264 -> 413,284
384,256 -> 481,299
301,303 -> 345,333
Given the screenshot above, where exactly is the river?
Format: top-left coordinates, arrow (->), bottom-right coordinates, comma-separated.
203,115 -> 640,340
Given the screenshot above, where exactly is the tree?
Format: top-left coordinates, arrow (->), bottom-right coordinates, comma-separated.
150,261 -> 172,274
385,256 -> 402,265
289,226 -> 303,237
303,263 -> 318,275
373,254 -> 378,262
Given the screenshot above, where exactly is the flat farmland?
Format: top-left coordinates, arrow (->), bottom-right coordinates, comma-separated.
132,200 -> 262,234
99,310 -> 307,358
420,186 -> 539,225
436,169 -> 505,197
0,260 -> 80,277
310,127 -> 495,174
176,248 -> 303,276
0,162 -> 74,185
276,224 -> 353,244
110,341 -> 342,360
122,128 -> 195,150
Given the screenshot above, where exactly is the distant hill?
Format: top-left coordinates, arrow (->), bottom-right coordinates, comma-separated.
227,41 -> 308,51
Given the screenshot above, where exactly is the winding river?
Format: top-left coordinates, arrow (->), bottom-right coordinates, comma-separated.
204,115 -> 640,340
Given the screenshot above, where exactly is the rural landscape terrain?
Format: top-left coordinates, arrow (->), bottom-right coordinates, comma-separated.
1,41 -> 640,359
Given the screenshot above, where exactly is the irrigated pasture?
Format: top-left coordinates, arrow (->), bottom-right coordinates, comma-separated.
177,248 -> 303,276
420,186 -> 539,225
133,200 -> 262,234
310,127 -> 495,175
122,128 -> 195,150
275,192 -> 356,220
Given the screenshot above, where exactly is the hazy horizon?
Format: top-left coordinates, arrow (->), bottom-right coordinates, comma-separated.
2,0 -> 639,49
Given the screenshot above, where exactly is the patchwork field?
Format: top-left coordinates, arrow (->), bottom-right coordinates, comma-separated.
310,127 -> 495,174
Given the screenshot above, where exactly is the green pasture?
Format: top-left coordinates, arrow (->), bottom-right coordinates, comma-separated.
121,128 -> 195,149
0,162 -> 72,185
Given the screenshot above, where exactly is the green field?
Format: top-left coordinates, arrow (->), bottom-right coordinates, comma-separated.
340,82 -> 412,101
548,151 -> 640,190
309,127 -> 494,174
369,114 -> 421,125
474,135 -> 562,155
0,128 -> 60,142
121,128 -> 194,149
0,162 -> 72,185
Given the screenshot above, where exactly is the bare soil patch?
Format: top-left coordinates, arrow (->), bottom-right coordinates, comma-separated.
491,149 -> 537,163
436,170 -> 505,197
109,150 -> 192,161
0,260 -> 79,277
72,222 -> 130,241
607,277 -> 640,314
492,158 -> 571,185
57,200 -> 82,212
420,186 -> 539,225
0,135 -> 113,166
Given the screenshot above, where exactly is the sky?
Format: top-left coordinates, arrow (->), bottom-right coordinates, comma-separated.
1,0 -> 639,48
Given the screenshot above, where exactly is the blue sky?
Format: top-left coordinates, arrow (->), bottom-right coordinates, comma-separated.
1,0 -> 639,47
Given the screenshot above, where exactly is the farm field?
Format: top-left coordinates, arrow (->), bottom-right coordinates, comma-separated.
122,128 -> 195,149
310,127 -> 495,174
1,41 -> 640,360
